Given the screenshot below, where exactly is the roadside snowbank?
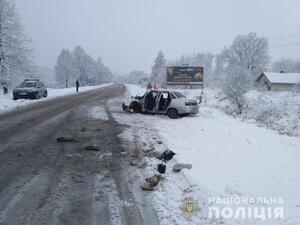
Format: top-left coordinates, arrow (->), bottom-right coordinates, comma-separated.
0,84 -> 112,113
178,88 -> 300,137
117,84 -> 300,225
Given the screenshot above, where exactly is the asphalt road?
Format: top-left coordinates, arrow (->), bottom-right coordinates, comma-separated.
0,84 -> 159,225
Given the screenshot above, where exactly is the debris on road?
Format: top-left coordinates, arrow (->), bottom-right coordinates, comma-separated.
130,160 -> 138,166
157,150 -> 176,162
84,145 -> 101,151
141,174 -> 162,191
81,127 -> 87,132
141,181 -> 154,191
173,163 -> 192,172
157,141 -> 163,145
56,137 -> 79,143
146,174 -> 162,186
157,164 -> 166,174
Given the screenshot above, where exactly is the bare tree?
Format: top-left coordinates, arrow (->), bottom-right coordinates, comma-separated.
0,0 -> 32,93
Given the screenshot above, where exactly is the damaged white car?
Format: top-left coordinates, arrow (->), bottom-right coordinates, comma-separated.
123,90 -> 199,119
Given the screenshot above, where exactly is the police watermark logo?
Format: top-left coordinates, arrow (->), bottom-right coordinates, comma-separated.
180,197 -> 200,215
186,202 -> 193,213
208,197 -> 284,220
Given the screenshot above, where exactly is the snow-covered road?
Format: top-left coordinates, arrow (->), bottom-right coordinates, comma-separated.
0,84 -> 112,113
116,84 -> 300,225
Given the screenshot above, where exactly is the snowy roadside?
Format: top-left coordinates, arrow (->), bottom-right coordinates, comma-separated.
178,88 -> 300,137
109,84 -> 300,225
0,83 -> 113,114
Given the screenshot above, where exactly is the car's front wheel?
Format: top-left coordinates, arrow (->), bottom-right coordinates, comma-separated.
34,92 -> 39,99
129,101 -> 142,113
167,109 -> 179,119
43,91 -> 48,98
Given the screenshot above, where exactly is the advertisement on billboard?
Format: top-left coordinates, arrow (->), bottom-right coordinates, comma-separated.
166,66 -> 204,85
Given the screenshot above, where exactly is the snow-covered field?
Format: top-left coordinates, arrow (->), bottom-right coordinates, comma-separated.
113,84 -> 300,225
0,83 -> 112,114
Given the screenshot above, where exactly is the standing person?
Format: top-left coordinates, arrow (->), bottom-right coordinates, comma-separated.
76,79 -> 79,92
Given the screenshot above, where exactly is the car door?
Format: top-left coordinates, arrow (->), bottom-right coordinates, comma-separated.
156,91 -> 172,113
143,91 -> 158,113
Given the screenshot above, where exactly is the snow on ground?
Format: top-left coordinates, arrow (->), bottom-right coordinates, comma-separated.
112,84 -> 300,225
178,88 -> 300,137
0,83 -> 112,114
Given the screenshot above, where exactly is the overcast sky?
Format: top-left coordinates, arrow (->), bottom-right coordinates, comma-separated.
15,0 -> 300,75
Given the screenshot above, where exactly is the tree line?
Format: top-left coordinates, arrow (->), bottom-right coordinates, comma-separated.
55,46 -> 112,88
148,32 -> 300,114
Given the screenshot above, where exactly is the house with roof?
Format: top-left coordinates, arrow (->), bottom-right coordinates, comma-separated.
256,72 -> 300,91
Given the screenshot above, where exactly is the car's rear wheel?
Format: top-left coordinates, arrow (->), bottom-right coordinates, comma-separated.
129,101 -> 142,113
167,109 -> 179,119
13,96 -> 18,101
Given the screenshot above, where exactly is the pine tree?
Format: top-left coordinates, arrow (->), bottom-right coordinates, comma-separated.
150,51 -> 166,87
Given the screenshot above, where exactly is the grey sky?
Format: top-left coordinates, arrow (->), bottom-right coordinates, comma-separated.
15,0 -> 300,75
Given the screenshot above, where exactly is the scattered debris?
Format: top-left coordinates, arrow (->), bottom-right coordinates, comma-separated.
145,174 -> 162,187
141,174 -> 162,191
130,160 -> 138,166
138,161 -> 148,169
173,163 -> 192,172
157,141 -> 163,145
157,164 -> 166,174
157,150 -> 176,162
141,182 -> 154,191
81,127 -> 87,132
84,145 -> 101,151
95,128 -> 102,132
56,137 -> 79,143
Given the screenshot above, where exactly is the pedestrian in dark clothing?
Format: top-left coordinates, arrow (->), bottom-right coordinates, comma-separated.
76,80 -> 79,92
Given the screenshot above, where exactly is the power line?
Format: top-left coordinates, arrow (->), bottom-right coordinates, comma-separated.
269,32 -> 300,41
270,41 -> 300,48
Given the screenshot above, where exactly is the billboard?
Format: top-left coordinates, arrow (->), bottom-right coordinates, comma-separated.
166,66 -> 204,85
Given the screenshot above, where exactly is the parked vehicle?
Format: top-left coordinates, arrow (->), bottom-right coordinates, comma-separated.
123,90 -> 199,119
13,79 -> 48,100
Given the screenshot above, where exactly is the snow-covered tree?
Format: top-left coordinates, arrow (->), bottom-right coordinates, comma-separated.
72,46 -> 97,86
220,33 -> 269,114
95,57 -> 112,83
150,51 -> 167,87
0,0 -> 32,91
224,33 -> 269,78
55,49 -> 74,88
